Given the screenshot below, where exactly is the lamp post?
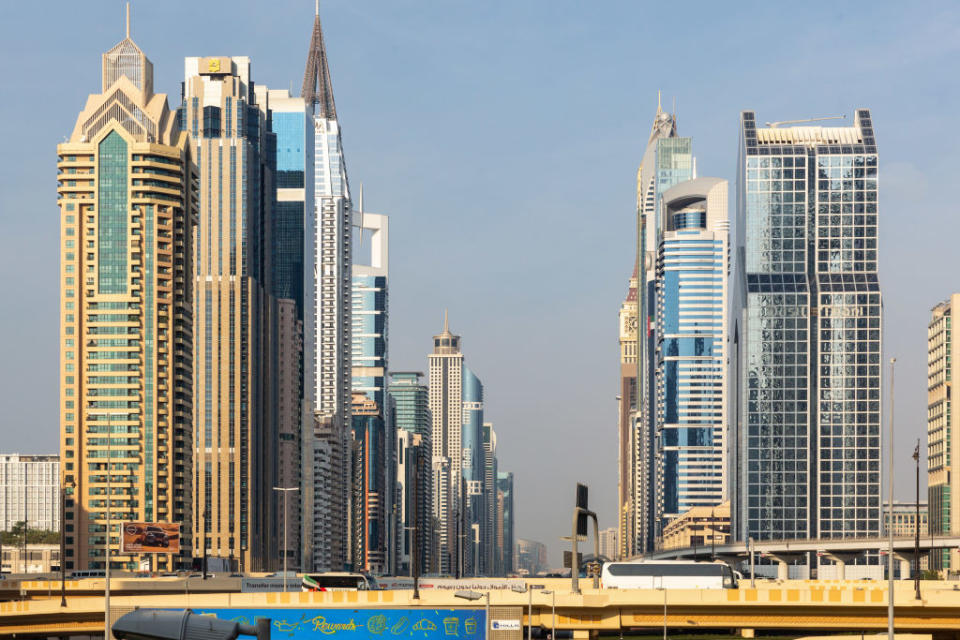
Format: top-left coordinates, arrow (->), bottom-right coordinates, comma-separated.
913,440 -> 921,600
454,590 -> 489,640
541,590 -> 555,640
272,487 -> 299,593
887,357 -> 896,640
88,409 -> 124,640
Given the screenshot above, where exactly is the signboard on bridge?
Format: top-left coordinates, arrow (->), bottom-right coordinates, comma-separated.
187,608 -> 484,639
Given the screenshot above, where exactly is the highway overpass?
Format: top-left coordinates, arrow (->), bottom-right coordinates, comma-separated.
3,580 -> 960,639
645,535 -> 960,579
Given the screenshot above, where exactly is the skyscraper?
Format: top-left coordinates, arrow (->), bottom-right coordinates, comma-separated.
928,294 -> 960,572
461,366 -> 485,576
655,177 -> 729,530
621,97 -> 692,555
481,422 -> 497,576
616,267 -> 638,560
495,471 -> 514,575
351,207 -> 394,573
389,372 -> 432,575
183,55 -> 278,571
58,15 -> 196,571
429,314 -> 463,575
262,87 -> 311,571
349,392 -> 387,574
303,5 -> 353,573
732,110 -> 881,543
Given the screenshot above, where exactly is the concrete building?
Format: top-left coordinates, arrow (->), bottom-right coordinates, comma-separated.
396,429 -> 431,576
516,539 -> 547,577
598,527 -> 618,560
183,54 -> 278,572
0,544 -> 62,574
496,472 -> 515,575
659,502 -> 730,551
349,393 -> 387,574
390,372 -> 432,575
929,295 -> 960,572
351,209 -> 394,573
429,314 -> 464,575
655,178 -> 729,530
303,6 -> 353,573
58,14 -> 196,572
883,501 -> 928,537
616,267 -> 638,560
622,97 -> 693,557
0,455 -> 60,532
732,110 -> 881,546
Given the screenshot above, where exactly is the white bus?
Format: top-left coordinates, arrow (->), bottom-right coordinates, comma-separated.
302,572 -> 376,591
601,560 -> 737,589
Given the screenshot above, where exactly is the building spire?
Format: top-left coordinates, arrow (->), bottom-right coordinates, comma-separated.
126,2 -> 131,38
302,7 -> 337,118
443,309 -> 449,333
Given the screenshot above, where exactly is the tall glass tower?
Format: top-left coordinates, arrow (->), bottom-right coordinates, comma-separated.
733,110 -> 881,543
655,177 -> 729,526
302,6 -> 352,572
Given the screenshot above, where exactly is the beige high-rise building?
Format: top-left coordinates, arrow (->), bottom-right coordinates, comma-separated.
58,16 -> 197,572
429,313 -> 463,575
617,267 -> 638,560
183,55 -> 281,572
928,294 -> 960,573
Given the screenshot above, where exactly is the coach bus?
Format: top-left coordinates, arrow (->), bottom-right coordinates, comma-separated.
601,560 -> 738,589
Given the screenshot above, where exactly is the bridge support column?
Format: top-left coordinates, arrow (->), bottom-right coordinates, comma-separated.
820,552 -> 858,580
766,553 -> 791,580
739,629 -> 755,638
894,553 -> 913,580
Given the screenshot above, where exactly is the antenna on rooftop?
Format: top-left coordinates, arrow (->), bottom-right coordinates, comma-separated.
765,115 -> 846,128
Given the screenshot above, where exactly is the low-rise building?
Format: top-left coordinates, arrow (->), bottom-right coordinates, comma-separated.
660,502 -> 730,551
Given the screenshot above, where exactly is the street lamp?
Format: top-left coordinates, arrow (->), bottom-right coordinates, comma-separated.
510,583 -> 532,640
541,590 -> 556,640
887,357 -> 896,640
87,409 -> 126,640
454,590 -> 489,640
913,440 -> 921,600
272,487 -> 299,592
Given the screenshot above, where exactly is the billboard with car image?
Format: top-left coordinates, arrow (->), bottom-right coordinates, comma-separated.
121,522 -> 180,553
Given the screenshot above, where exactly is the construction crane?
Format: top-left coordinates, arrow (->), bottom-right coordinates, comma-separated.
765,115 -> 846,128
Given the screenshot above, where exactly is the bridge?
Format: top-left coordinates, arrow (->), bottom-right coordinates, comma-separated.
4,580 -> 960,639
645,535 -> 960,580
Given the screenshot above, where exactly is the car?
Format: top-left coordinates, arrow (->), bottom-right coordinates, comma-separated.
142,526 -> 170,547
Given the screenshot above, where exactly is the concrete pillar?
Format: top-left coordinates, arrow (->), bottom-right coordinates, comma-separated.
739,629 -> 755,639
900,558 -> 912,581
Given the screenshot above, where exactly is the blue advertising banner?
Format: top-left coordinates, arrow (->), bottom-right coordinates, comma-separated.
189,608 -> 485,640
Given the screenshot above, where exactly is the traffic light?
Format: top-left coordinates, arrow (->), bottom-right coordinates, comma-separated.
113,609 -> 271,640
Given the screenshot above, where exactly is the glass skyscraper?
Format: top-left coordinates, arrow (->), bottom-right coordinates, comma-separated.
655,177 -> 729,526
733,110 -> 881,543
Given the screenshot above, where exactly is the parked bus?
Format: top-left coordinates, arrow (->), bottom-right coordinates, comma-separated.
302,572 -> 376,591
601,560 -> 737,589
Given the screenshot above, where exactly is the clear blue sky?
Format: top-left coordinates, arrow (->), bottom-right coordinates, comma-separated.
2,0 -> 958,565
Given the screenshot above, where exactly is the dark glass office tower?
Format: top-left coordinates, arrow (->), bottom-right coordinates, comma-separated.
733,110 -> 881,542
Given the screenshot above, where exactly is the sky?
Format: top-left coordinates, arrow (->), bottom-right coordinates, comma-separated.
2,0 -> 959,566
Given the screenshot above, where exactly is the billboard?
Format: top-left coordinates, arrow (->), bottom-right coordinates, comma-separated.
121,522 -> 180,554
187,608 -> 484,640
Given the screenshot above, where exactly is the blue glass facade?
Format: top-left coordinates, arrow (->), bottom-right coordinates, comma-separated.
273,111 -> 306,188
656,219 -> 727,522
461,366 -> 485,575
351,274 -> 388,408
97,131 -> 128,294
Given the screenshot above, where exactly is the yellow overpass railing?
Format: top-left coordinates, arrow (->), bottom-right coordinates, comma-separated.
3,582 -> 960,637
